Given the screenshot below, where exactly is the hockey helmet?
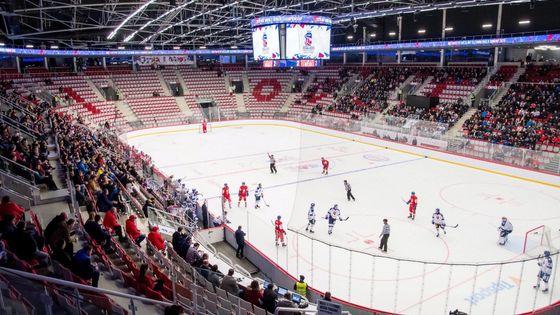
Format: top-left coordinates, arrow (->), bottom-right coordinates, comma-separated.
334,204 -> 338,209
502,217 -> 507,221
277,215 -> 281,219
242,182 -> 245,185
544,250 -> 551,257
311,203 -> 315,207
411,192 -> 415,195
435,208 -> 440,213
224,183 -> 228,186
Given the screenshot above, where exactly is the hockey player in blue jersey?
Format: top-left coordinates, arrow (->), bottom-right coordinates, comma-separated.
534,250 -> 553,293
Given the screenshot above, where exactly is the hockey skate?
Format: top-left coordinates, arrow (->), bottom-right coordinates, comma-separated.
310,230 -> 314,233
542,288 -> 549,293
282,243 -> 286,247
534,285 -> 540,289
408,215 -> 412,219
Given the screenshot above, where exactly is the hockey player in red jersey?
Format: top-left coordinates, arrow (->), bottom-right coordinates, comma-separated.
274,215 -> 287,246
202,120 -> 208,133
406,192 -> 418,220
321,157 -> 329,175
222,183 -> 232,209
238,182 -> 248,207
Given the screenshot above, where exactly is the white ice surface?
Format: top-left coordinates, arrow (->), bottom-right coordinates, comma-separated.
126,120 -> 560,315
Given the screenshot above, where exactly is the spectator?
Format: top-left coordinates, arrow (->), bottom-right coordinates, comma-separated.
84,213 -> 113,252
243,280 -> 263,307
185,243 -> 201,265
102,207 -> 125,242
262,282 -> 278,313
0,196 -> 25,221
199,259 -> 210,279
171,227 -> 188,257
125,215 -> 145,246
137,263 -> 164,293
275,292 -> 297,315
323,291 -> 332,301
164,305 -> 184,315
235,225 -> 246,258
72,244 -> 100,287
51,239 -> 72,269
207,264 -> 222,287
44,212 -> 73,255
7,221 -> 50,266
142,198 -> 155,218
147,226 -> 165,251
0,214 -> 16,238
220,268 -> 240,296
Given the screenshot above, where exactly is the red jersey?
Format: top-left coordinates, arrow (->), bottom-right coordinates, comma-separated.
274,219 -> 284,232
322,159 -> 329,168
408,195 -> 418,206
239,185 -> 248,197
202,121 -> 207,128
222,186 -> 230,198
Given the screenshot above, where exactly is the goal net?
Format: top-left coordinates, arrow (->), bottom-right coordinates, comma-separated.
523,225 -> 557,257
198,122 -> 213,133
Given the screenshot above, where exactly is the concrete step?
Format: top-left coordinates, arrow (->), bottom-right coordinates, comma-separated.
36,189 -> 69,205
174,96 -> 193,116
31,200 -> 71,227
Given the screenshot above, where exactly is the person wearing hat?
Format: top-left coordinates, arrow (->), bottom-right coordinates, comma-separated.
126,215 -> 145,246
293,275 -> 308,298
103,207 -> 125,242
142,198 -> 155,218
148,226 -> 165,251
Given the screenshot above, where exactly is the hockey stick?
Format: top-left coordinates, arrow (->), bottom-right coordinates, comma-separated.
262,198 -> 270,207
341,216 -> 350,221
445,224 -> 459,228
401,198 -> 408,204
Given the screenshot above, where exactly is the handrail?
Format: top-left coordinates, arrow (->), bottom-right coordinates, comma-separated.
0,113 -> 38,140
273,307 -> 351,315
0,96 -> 37,119
0,155 -> 37,185
0,266 -> 174,307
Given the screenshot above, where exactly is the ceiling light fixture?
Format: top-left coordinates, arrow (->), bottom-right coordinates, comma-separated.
199,46 -> 207,49
444,27 -> 453,31
482,23 -> 493,28
117,46 -> 126,50
518,20 -> 530,25
418,29 -> 426,34
25,44 -> 33,48
50,45 -> 59,49
347,35 -> 354,39
389,31 -> 396,36
107,0 -> 156,40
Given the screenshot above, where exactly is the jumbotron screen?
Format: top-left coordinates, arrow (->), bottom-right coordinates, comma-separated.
285,24 -> 331,60
251,15 -> 332,61
251,25 -> 281,60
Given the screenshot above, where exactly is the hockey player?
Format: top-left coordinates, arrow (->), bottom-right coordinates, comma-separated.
321,157 -> 330,175
202,120 -> 208,133
534,250 -> 553,293
238,182 -> 249,207
222,183 -> 232,209
498,217 -> 513,245
305,203 -> 316,233
268,153 -> 277,174
254,183 -> 264,209
325,204 -> 342,235
274,215 -> 287,246
406,192 -> 418,220
432,208 -> 446,237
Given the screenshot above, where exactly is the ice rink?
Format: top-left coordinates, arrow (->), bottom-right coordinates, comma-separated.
126,120 -> 560,314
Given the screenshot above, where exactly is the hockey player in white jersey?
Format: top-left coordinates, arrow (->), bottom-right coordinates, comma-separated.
325,204 -> 344,235
498,217 -> 513,245
254,184 -> 264,209
305,203 -> 316,233
432,208 -> 446,237
534,250 -> 553,293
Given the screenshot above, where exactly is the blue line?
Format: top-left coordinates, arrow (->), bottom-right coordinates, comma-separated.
158,140 -> 349,168
203,156 -> 425,200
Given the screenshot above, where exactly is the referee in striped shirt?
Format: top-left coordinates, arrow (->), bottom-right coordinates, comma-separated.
378,219 -> 390,252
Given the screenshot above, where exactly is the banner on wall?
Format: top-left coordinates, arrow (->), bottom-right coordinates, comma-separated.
133,55 -> 194,66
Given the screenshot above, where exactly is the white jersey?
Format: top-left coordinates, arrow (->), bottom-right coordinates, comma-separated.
308,207 -> 316,221
432,212 -> 445,225
327,207 -> 341,221
255,187 -> 263,198
539,256 -> 553,276
499,220 -> 513,233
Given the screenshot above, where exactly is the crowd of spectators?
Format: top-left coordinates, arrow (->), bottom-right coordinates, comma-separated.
386,99 -> 470,126
463,83 -> 560,148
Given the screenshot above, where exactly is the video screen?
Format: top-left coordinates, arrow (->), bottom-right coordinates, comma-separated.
252,24 -> 281,60
285,24 -> 331,60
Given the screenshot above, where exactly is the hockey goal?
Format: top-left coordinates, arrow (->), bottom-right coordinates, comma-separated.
198,122 -> 213,133
523,225 -> 557,257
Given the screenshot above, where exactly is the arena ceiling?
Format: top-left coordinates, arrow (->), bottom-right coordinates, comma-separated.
0,0 -> 557,50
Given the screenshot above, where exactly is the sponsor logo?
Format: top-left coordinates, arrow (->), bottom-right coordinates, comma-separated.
464,279 -> 518,305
